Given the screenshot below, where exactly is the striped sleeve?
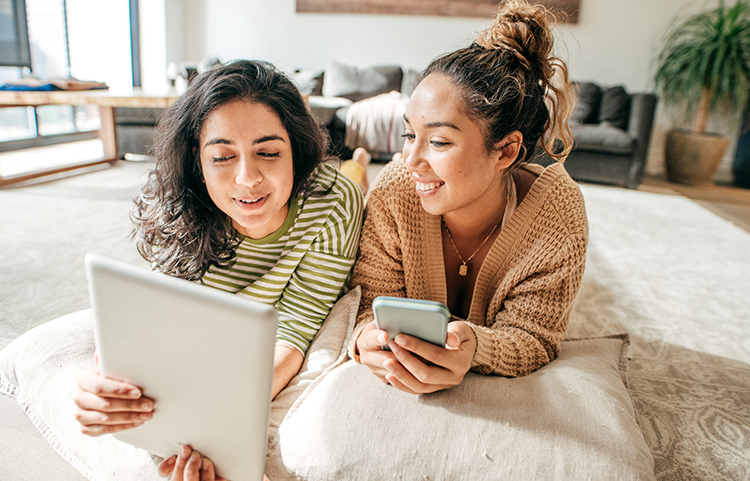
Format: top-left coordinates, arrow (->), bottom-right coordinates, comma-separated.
274,166 -> 364,353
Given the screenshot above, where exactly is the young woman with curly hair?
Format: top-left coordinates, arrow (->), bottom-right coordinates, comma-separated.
72,60 -> 364,480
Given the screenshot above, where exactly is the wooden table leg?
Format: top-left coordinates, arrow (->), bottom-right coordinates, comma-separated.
98,105 -> 119,161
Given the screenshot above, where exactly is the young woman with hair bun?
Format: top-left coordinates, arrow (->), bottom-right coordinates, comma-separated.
349,0 -> 589,394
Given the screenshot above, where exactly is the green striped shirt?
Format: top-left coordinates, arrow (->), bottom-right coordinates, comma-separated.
201,163 -> 364,354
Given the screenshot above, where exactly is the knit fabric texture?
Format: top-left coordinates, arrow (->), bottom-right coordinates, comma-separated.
348,159 -> 588,377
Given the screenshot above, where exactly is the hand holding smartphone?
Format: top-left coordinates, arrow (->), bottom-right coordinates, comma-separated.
372,296 -> 449,350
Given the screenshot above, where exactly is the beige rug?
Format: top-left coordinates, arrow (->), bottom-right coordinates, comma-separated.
570,184 -> 750,480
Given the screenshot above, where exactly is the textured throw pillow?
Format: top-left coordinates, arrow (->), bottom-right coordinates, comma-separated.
0,287 -> 360,481
570,81 -> 602,124
267,335 -> 655,481
599,85 -> 631,130
322,60 -> 403,102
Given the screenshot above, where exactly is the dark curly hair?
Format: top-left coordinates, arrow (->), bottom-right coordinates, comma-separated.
132,60 -> 328,280
420,0 -> 575,167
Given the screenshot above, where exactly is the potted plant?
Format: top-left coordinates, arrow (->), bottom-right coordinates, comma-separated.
654,0 -> 750,185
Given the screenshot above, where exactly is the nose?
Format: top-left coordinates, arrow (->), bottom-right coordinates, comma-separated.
235,156 -> 262,187
402,141 -> 426,172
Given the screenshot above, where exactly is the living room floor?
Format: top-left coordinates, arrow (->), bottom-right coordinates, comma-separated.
1,144 -> 749,479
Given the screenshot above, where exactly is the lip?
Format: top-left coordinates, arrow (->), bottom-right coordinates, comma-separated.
234,194 -> 269,211
412,175 -> 445,198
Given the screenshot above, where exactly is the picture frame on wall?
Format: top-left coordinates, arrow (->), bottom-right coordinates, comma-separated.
296,0 -> 580,23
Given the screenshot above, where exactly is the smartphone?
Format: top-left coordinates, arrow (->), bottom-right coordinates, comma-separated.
372,296 -> 449,350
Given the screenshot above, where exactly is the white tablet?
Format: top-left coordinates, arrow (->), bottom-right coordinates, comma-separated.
85,253 -> 277,481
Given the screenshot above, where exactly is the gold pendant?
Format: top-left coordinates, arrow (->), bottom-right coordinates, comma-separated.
459,263 -> 468,276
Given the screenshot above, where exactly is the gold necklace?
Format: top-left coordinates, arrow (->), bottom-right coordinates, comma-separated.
442,218 -> 501,277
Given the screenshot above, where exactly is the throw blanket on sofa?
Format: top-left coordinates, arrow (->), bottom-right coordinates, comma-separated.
345,91 -> 407,154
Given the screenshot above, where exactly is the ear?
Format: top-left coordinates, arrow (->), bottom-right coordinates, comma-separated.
491,131 -> 524,171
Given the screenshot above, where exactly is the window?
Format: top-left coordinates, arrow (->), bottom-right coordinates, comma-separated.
0,0 -> 32,68
0,0 -> 132,150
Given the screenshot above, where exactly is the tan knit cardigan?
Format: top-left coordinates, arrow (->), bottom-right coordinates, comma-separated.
347,159 -> 588,377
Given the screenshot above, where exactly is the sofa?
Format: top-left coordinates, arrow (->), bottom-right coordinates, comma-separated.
305,72 -> 658,191
294,59 -> 419,162
111,60 -> 419,162
538,81 -> 657,189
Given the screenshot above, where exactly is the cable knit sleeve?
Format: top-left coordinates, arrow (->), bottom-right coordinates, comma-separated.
467,176 -> 588,377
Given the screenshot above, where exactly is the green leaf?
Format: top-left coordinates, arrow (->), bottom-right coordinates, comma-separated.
654,0 -> 750,131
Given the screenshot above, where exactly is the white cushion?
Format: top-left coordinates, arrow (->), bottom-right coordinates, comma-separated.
269,335 -> 655,481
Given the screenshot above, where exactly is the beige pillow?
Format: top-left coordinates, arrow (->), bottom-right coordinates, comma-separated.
270,335 -> 655,481
0,287 -> 360,481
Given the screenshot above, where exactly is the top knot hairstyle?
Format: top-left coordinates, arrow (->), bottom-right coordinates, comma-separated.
421,0 -> 575,167
132,60 -> 328,281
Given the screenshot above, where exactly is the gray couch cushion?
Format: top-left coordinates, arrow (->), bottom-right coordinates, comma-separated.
599,86 -> 631,130
400,68 -> 421,98
571,81 -> 602,124
572,124 -> 636,155
322,60 -> 403,102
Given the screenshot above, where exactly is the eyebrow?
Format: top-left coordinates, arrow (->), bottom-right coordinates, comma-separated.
204,134 -> 286,148
403,114 -> 461,131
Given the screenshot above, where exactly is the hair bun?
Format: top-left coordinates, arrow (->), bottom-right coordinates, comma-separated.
475,0 -> 555,83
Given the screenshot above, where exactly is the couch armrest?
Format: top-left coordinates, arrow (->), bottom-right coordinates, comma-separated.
625,93 -> 657,188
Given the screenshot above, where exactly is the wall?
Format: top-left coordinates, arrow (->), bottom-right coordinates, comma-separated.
171,0 -> 735,180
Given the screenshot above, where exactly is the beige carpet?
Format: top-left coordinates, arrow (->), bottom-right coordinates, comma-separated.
569,184 -> 750,480
0,161 -> 150,351
1,161 -> 749,480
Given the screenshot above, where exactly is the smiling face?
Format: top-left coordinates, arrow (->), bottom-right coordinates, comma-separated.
199,99 -> 295,239
402,74 -> 511,224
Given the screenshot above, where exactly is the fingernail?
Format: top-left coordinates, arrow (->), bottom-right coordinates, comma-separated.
377,333 -> 387,344
394,336 -> 406,346
384,361 -> 395,372
190,451 -> 201,463
127,389 -> 141,398
389,342 -> 400,353
166,455 -> 176,466
201,458 -> 209,471
180,445 -> 190,458
140,412 -> 151,420
140,400 -> 153,410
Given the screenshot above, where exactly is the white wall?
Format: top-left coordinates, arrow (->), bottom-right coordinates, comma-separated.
178,0 -> 491,71
172,0 -> 735,180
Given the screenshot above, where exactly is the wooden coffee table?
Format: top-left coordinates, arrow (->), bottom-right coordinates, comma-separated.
0,88 -> 178,187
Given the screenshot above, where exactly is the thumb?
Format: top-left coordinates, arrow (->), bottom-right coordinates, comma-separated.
446,323 -> 465,348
